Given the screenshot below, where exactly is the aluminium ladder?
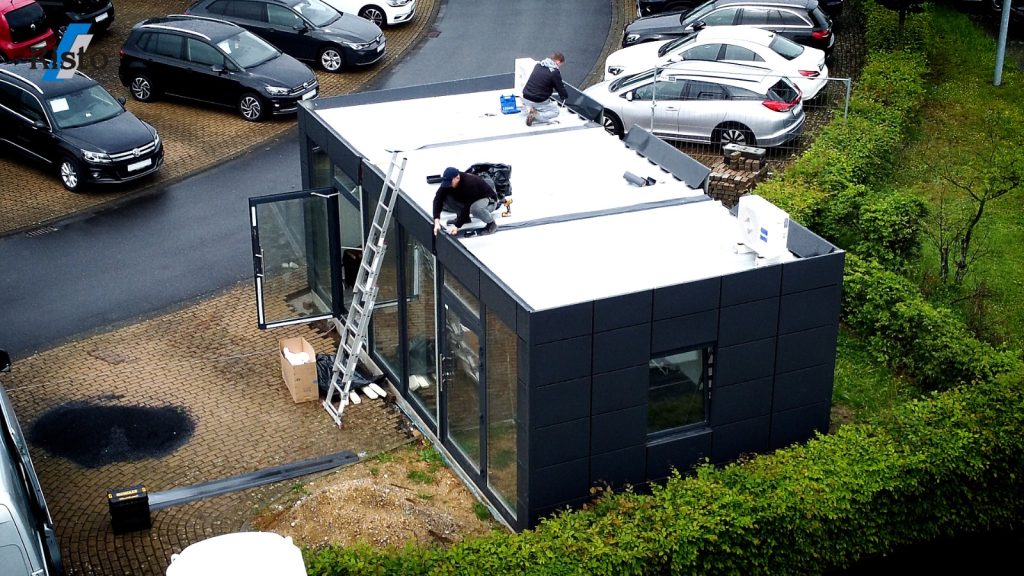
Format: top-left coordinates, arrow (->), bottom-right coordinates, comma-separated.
323,151 -> 407,426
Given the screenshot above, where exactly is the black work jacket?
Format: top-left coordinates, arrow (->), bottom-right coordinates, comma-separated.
523,62 -> 568,104
432,171 -> 497,226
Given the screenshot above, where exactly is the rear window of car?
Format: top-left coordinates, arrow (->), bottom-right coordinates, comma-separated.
810,6 -> 832,27
6,3 -> 48,44
767,78 -> 799,102
768,34 -> 804,59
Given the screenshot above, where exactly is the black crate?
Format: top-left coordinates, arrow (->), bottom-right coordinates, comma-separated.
107,484 -> 151,534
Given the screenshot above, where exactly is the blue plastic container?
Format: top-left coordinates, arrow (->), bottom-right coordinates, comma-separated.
500,95 -> 519,114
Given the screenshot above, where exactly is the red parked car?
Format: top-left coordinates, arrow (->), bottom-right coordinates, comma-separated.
0,0 -> 56,63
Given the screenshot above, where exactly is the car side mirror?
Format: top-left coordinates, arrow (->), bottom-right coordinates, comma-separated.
212,65 -> 224,74
32,120 -> 47,130
293,24 -> 307,33
625,91 -> 634,102
116,96 -> 126,107
0,350 -> 10,373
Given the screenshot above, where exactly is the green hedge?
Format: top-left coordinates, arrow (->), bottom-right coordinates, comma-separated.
305,374 -> 1024,575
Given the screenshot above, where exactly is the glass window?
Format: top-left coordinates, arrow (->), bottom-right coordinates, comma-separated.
372,223 -> 402,376
292,0 -> 339,27
267,4 -> 303,27
206,0 -> 230,14
648,347 -> 711,435
445,306 -> 481,470
722,45 -> 763,62
151,33 -> 183,59
444,272 -> 479,318
701,7 -> 738,26
779,10 -> 810,26
218,31 -> 279,68
310,144 -> 331,188
633,78 -> 685,101
0,81 -> 19,109
187,38 -> 224,67
47,85 -> 123,129
225,0 -> 264,21
684,80 -> 727,101
741,7 -> 771,25
404,238 -> 437,424
681,43 -> 721,61
18,91 -> 45,123
333,164 -> 358,196
769,34 -> 805,59
486,309 -> 518,517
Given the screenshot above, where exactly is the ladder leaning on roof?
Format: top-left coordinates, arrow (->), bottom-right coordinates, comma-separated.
323,150 -> 407,427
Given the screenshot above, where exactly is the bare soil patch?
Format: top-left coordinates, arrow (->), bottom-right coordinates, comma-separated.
251,436 -> 501,550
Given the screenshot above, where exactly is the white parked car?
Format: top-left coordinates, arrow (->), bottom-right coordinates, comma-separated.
604,26 -> 828,99
585,60 -> 805,148
320,0 -> 415,27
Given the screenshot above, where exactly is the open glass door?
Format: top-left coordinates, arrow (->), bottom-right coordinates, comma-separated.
249,188 -> 341,329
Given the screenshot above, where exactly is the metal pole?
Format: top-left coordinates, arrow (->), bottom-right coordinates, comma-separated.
994,0 -> 1012,86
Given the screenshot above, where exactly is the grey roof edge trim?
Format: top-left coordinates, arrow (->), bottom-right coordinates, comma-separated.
622,127 -> 713,192
725,203 -> 842,258
308,73 -> 515,110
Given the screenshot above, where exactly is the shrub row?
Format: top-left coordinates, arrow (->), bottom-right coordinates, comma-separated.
304,374 -> 1024,575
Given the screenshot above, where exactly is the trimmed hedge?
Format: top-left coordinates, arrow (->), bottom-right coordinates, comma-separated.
305,374 -> 1024,574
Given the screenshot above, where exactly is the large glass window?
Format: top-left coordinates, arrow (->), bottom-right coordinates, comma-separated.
445,304 -> 482,470
648,347 -> 712,436
404,237 -> 437,424
486,309 -> 518,517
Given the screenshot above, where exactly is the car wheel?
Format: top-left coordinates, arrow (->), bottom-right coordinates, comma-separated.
319,46 -> 344,72
238,92 -> 267,122
715,124 -> 755,147
602,112 -> 624,139
129,75 -> 156,102
59,156 -> 83,192
359,6 -> 386,27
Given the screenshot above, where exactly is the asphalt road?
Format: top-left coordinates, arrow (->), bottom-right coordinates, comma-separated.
0,0 -> 611,359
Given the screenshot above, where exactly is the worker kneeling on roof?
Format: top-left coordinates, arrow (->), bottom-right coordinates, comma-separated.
432,167 -> 500,237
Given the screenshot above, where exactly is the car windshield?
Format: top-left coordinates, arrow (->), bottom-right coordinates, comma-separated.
218,31 -> 280,68
681,0 -> 716,25
293,0 -> 339,27
659,34 -> 697,57
610,68 -> 658,92
47,85 -> 123,129
769,34 -> 805,59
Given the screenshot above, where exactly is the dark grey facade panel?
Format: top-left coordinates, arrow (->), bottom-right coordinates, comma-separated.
531,418 -> 589,469
651,310 -> 718,355
711,414 -> 771,464
394,197 -> 433,248
776,324 -> 839,374
361,160 -> 385,202
718,298 -> 780,347
480,273 -> 518,330
714,337 -> 777,387
769,401 -> 830,450
781,251 -> 846,294
530,335 -> 592,387
645,430 -> 712,479
720,265 -> 782,306
772,362 -> 836,412
530,497 -> 591,528
533,377 -> 591,429
709,376 -> 773,426
787,221 -> 839,259
652,277 -> 721,319
437,237 -> 480,296
591,364 -> 648,414
530,457 -> 590,509
591,405 -> 646,455
594,291 -> 653,332
592,323 -> 651,374
590,445 -> 646,488
519,303 -> 593,344
778,284 -> 843,335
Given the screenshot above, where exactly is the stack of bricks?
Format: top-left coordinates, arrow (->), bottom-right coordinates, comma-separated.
708,150 -> 771,208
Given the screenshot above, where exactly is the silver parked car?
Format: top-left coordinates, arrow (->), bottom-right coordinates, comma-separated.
584,60 -> 805,147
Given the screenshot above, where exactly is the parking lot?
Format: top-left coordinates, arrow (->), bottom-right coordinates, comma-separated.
0,0 -> 438,237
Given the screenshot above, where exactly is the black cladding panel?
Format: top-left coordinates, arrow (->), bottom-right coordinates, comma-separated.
437,239 -> 479,296
530,457 -> 590,509
770,402 -> 831,450
591,365 -> 648,414
519,303 -> 593,344
531,335 -> 592,387
593,324 -> 651,374
591,405 -> 646,454
532,418 -> 589,468
594,291 -> 653,331
651,310 -> 717,354
721,265 -> 782,306
481,273 -> 517,329
715,338 -> 776,387
781,252 -> 845,294
711,415 -> 771,463
778,284 -> 842,335
590,445 -> 646,488
773,362 -> 836,412
533,377 -> 591,428
709,376 -> 773,425
646,431 -> 712,479
718,298 -> 780,347
776,325 -> 839,374
652,277 -> 720,319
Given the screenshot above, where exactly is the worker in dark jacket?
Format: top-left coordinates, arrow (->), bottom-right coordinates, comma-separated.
522,52 -> 568,127
432,167 -> 500,236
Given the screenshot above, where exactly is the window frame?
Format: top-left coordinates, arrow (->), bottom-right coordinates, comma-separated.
646,345 -> 714,440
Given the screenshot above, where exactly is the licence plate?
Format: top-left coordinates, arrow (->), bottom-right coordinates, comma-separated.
377,42 -> 385,52
302,90 -> 316,100
95,12 -> 108,22
127,158 -> 151,172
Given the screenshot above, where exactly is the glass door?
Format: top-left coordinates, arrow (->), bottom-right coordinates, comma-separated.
248,188 -> 342,328
441,301 -> 483,473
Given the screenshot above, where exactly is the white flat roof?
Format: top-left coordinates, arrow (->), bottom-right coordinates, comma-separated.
313,86 -> 796,311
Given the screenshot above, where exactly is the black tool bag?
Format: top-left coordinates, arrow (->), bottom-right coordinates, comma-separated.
465,163 -> 512,200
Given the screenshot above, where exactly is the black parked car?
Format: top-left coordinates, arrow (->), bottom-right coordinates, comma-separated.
119,15 -> 319,121
622,0 -> 835,54
637,0 -> 842,18
36,0 -> 114,36
0,61 -> 163,192
185,0 -> 385,72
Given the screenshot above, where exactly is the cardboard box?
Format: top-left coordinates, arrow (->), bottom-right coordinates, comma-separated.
279,337 -> 318,403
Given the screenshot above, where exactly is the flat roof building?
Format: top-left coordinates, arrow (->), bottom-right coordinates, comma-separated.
248,73 -> 844,530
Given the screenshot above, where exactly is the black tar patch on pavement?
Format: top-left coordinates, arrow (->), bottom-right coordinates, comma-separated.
29,403 -> 195,468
